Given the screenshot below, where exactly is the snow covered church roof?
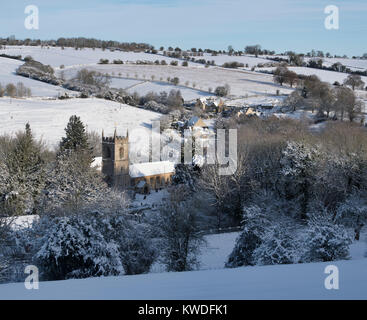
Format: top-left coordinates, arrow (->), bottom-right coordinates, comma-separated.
129,161 -> 175,178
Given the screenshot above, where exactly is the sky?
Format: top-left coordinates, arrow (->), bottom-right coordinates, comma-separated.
0,0 -> 366,56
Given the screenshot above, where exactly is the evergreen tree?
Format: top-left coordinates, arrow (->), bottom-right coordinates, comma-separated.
59,116 -> 93,165
35,215 -> 123,280
226,205 -> 270,268
4,124 -> 45,215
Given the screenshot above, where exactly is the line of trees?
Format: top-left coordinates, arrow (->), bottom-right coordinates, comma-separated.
0,82 -> 32,98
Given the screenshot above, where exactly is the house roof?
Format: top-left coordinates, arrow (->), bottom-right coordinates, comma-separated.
129,161 -> 175,178
187,117 -> 208,128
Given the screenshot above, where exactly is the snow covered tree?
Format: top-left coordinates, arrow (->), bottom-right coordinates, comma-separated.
118,222 -> 157,275
335,194 -> 367,240
158,198 -> 204,272
344,74 -> 365,91
59,115 -> 93,166
35,215 -> 123,280
97,213 -> 157,275
39,152 -> 107,215
226,205 -> 270,267
302,220 -> 352,262
280,141 -> 320,220
172,164 -> 200,191
2,124 -> 45,216
253,224 -> 297,266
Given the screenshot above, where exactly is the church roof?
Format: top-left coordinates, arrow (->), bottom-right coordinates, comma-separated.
129,161 -> 175,178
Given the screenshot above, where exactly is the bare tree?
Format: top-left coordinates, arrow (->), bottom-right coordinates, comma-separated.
344,74 -> 365,91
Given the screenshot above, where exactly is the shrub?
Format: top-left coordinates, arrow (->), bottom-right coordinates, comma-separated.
302,220 -> 352,263
215,84 -> 230,97
35,215 -> 123,280
222,61 -> 244,68
98,58 -> 109,64
253,225 -> 298,265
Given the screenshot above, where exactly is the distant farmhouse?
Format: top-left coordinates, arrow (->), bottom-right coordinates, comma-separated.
194,97 -> 225,113
101,130 -> 175,194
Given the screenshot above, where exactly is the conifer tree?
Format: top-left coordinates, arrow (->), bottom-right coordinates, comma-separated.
59,116 -> 93,165
4,123 -> 45,215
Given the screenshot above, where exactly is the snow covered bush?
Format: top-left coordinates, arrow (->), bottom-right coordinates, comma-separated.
226,205 -> 270,268
35,215 -> 123,280
253,224 -> 298,266
302,220 -> 352,263
335,194 -> 367,240
101,214 -> 157,275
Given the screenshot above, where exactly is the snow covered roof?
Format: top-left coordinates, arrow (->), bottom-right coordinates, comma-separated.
129,161 -> 175,178
92,157 -> 102,171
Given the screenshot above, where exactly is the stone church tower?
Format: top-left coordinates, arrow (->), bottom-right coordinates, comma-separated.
102,129 -> 130,188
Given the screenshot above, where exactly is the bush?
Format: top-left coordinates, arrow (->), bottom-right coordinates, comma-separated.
182,61 -> 188,67
24,56 -> 33,62
215,84 -> 230,97
98,58 -> 109,64
222,61 -> 244,69
253,225 -> 297,265
170,60 -> 178,66
171,77 -> 180,86
35,215 -> 123,280
302,220 -> 352,263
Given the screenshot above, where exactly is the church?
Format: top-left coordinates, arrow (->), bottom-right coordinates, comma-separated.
101,129 -> 175,194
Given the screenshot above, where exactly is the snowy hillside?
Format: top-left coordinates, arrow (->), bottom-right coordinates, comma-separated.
0,57 -> 73,97
0,258 -> 365,300
0,97 -> 161,147
61,64 -> 293,97
0,46 -> 200,68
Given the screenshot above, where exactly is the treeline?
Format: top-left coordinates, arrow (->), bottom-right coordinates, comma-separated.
0,37 -> 153,52
0,82 -> 32,98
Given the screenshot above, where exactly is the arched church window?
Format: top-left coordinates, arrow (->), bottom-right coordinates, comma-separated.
119,146 -> 125,159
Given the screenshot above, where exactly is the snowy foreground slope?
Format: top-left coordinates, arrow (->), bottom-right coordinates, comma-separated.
0,259 -> 366,300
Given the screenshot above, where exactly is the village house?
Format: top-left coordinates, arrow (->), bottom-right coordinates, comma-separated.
194,97 -> 225,113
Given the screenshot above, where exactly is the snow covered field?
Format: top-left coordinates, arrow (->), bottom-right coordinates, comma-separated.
0,57 -> 73,97
0,97 -> 161,148
0,258 -> 365,300
62,64 -> 293,97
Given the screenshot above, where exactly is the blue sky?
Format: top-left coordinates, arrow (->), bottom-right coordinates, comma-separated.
0,0 -> 366,56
